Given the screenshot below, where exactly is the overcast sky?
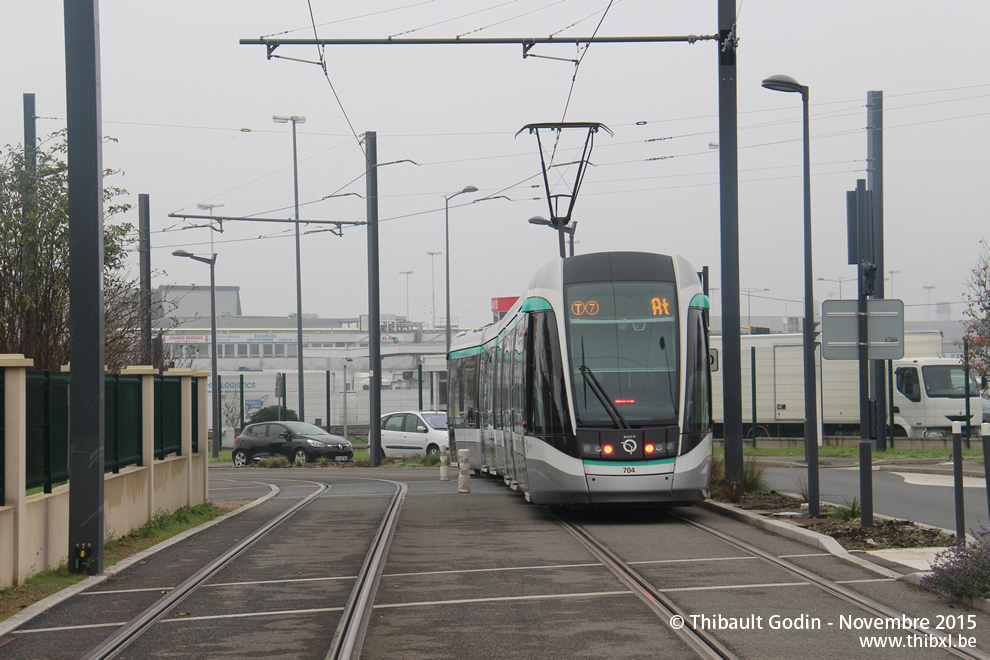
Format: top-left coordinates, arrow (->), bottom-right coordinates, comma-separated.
2,1 -> 988,329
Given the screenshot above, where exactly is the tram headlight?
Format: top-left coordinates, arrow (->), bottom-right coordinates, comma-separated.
602,444 -> 615,456
644,443 -> 656,455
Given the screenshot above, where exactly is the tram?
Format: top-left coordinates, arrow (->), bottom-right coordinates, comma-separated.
447,251 -> 713,505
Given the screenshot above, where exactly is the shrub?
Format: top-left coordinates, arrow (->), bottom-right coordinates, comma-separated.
260,456 -> 291,468
249,406 -> 298,424
923,528 -> 990,600
829,497 -> 862,521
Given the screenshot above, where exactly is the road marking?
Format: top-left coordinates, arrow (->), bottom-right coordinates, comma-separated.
384,562 -> 600,579
889,472 -> 986,488
12,621 -> 126,635
373,590 -> 631,609
160,606 -> 345,623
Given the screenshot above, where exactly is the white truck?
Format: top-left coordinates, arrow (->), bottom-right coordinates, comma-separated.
710,331 -> 982,439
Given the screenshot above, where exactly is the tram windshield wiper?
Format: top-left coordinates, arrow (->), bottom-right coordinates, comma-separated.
578,364 -> 630,430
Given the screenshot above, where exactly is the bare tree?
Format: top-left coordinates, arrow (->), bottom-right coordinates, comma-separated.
0,132 -> 179,371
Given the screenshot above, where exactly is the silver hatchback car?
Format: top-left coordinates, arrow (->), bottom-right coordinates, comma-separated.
380,410 -> 449,457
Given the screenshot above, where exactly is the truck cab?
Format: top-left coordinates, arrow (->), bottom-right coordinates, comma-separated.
892,358 -> 982,438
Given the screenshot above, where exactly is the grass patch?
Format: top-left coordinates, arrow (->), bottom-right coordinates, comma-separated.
714,446 -> 983,460
711,454 -> 768,502
25,481 -> 68,497
829,497 -> 862,521
209,450 -> 232,464
0,501 -> 229,623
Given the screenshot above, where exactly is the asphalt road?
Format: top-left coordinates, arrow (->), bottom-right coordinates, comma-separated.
763,465 -> 990,534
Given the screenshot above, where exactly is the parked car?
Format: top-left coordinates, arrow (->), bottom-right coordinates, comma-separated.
380,411 -> 449,457
232,421 -> 352,466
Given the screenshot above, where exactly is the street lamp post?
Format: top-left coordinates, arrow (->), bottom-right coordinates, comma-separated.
817,275 -> 855,299
196,202 -> 224,256
762,73 -> 820,517
444,185 -> 478,353
273,114 -> 307,422
924,284 -> 936,327
528,216 -> 577,257
888,270 -> 900,298
173,249 -> 219,458
427,251 -> 441,331
399,270 -> 413,321
740,287 -> 769,327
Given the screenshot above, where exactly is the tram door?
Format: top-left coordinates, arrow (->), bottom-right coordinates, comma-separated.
478,352 -> 495,472
511,316 -> 529,491
501,331 -> 517,483
493,343 -> 508,477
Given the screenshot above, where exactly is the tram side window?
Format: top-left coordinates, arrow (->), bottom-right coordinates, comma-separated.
683,307 -> 712,436
448,355 -> 479,429
895,367 -> 921,403
529,311 -> 572,436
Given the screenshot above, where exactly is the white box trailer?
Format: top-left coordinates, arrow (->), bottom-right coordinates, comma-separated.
710,331 -> 981,438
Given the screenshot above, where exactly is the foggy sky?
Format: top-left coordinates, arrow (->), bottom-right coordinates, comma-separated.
2,1 -> 987,329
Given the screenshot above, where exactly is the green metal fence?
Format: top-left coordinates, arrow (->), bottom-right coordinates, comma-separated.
1,369 -> 5,503
105,375 -> 143,472
154,375 -> 182,459
191,378 -> 199,453
25,371 -> 70,493
14,371 -> 191,494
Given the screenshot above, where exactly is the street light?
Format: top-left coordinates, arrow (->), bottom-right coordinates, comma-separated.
399,270 -> 413,321
924,284 -> 936,327
196,203 -> 224,255
762,72 -> 820,516
427,250 -> 442,331
172,249 -> 220,458
817,275 -> 855,299
740,287 -> 769,327
888,269 -> 901,298
529,216 -> 578,257
444,185 -> 478,353
273,114 -> 307,422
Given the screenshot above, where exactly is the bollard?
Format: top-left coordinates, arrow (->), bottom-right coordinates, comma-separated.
439,445 -> 450,481
983,423 -> 990,524
952,421 -> 965,546
457,448 -> 471,493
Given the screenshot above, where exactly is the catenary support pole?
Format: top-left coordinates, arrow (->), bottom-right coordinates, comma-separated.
718,0 -> 744,500
366,131 -> 382,467
65,0 -> 106,575
867,90 -> 887,451
139,194 -> 152,365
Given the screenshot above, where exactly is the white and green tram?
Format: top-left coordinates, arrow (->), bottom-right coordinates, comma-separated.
447,252 -> 713,505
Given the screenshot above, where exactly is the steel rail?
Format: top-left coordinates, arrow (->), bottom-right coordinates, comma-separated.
327,479 -> 408,660
82,480 -> 329,660
558,514 -> 736,660
674,513 -> 990,660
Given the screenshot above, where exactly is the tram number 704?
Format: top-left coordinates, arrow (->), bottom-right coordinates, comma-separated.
623,467 -> 636,474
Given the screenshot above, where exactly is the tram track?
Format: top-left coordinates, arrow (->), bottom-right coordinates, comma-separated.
557,510 -> 990,660
69,474 -> 407,660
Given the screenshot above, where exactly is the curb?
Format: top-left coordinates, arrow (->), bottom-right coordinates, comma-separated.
0,484 -> 280,637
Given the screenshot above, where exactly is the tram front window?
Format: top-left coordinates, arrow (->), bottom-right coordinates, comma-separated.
565,281 -> 679,426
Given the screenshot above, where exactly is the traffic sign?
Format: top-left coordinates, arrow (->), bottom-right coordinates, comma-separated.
821,299 -> 905,360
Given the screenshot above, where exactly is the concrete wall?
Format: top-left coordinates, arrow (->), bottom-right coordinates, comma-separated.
0,359 -> 209,588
